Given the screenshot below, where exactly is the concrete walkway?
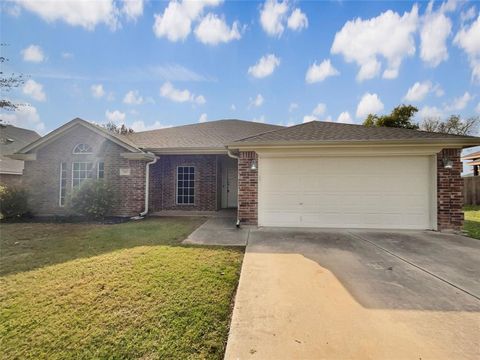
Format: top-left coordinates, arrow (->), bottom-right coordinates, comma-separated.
225,228 -> 480,360
182,214 -> 249,246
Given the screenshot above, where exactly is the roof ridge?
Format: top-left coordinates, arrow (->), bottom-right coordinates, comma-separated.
233,121 -> 305,143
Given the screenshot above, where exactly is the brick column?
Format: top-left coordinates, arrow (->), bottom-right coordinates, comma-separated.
437,148 -> 463,231
238,151 -> 258,225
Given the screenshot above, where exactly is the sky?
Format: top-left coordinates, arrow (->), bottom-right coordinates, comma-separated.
1,0 -> 480,137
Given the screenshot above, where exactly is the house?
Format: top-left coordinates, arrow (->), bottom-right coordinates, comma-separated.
9,118 -> 480,231
462,151 -> 480,176
0,124 -> 41,187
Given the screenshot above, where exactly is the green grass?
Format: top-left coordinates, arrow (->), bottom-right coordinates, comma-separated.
0,218 -> 244,359
464,206 -> 480,240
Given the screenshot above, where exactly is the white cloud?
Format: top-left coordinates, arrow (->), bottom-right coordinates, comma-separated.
418,105 -> 443,119
21,44 -> 45,62
303,115 -> 317,123
444,92 -> 473,111
305,59 -> 339,83
289,102 -> 298,112
248,54 -> 280,78
231,104 -> 236,111
331,5 -> 418,81
121,0 -> 143,21
476,102 -> 480,114
303,103 -> 327,123
61,52 -> 74,59
130,120 -> 169,132
404,81 -> 432,102
22,79 -> 46,102
356,93 -> 384,118
199,113 -> 208,123
123,90 -> 144,105
461,6 -> 477,23
252,115 -> 266,123
260,0 -> 289,36
153,0 -> 221,42
91,84 -> 105,98
337,111 -> 353,124
16,0 -> 120,30
312,103 -> 326,116
420,2 -> 452,67
194,13 -> 241,45
287,8 -> 308,31
159,82 -> 205,104
454,15 -> 480,81
249,94 -> 264,108
105,109 -> 126,123
0,104 -> 46,134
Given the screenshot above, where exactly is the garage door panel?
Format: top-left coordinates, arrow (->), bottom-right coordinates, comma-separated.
259,156 -> 432,229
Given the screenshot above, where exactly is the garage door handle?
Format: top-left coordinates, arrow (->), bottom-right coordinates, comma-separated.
299,202 -> 303,205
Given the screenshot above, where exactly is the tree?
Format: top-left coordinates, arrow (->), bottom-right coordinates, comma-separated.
420,115 -> 479,136
1,43 -> 27,111
363,105 -> 419,130
101,121 -> 134,135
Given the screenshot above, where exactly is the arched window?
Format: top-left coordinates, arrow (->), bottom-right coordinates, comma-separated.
73,143 -> 93,154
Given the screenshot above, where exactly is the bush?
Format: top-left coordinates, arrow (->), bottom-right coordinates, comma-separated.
0,185 -> 31,220
69,180 -> 115,219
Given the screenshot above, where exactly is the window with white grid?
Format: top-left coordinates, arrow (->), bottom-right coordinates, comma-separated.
176,166 -> 195,205
72,162 -> 94,188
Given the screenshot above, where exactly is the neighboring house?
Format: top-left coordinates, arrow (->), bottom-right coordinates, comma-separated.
0,124 -> 41,187
9,118 -> 480,231
462,151 -> 480,176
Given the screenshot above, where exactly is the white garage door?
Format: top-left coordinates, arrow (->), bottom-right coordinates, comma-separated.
258,156 -> 434,229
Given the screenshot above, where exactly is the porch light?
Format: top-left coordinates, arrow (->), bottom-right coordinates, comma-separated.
250,159 -> 257,171
443,157 -> 453,169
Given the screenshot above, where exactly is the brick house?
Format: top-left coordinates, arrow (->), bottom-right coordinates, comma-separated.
10,118 -> 480,231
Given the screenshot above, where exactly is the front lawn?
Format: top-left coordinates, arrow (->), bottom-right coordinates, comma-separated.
0,218 -> 244,359
464,205 -> 480,240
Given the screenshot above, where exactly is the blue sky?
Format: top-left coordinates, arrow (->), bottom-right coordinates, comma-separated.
1,0 -> 479,135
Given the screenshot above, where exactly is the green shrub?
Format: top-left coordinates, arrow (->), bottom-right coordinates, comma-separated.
69,180 -> 115,219
0,185 -> 30,219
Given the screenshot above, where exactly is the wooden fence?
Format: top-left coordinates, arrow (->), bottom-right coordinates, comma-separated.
464,176 -> 480,205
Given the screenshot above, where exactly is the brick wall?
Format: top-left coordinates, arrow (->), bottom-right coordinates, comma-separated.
23,125 -> 147,217
0,173 -> 23,188
149,154 -> 218,212
437,148 -> 464,231
238,151 -> 258,224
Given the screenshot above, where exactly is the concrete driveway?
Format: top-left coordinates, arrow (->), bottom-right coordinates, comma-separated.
225,228 -> 480,360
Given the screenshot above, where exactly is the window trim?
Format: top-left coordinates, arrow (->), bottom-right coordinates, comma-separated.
71,161 -> 94,189
176,165 -> 195,205
59,162 -> 67,207
72,143 -> 93,155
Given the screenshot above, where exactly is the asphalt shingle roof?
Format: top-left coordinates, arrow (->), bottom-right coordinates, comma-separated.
127,119 -> 283,149
233,121 -> 478,144
0,125 -> 41,174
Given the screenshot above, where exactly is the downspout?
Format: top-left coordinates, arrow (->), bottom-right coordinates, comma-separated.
132,155 -> 158,219
227,149 -> 241,228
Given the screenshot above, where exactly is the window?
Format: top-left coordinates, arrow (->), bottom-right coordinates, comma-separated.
98,161 -> 105,179
72,162 -> 94,188
73,143 -> 93,154
59,162 -> 67,206
177,166 -> 195,205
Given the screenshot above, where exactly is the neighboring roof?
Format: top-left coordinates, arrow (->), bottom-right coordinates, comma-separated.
0,124 -> 41,174
15,118 -> 142,154
127,119 -> 283,151
462,151 -> 480,160
230,121 -> 480,146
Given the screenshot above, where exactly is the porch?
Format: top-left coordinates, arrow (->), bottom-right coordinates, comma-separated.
148,154 -> 238,214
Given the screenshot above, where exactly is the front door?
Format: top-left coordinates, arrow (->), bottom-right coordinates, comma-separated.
222,157 -> 238,208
